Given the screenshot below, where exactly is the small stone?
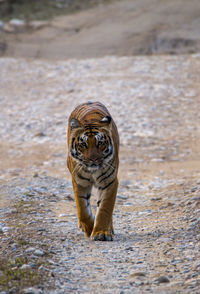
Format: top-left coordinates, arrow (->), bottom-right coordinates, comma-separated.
22,287 -> 41,294
157,276 -> 170,283
33,172 -> 39,178
34,131 -> 46,137
7,288 -> 18,294
21,264 -> 31,270
135,281 -> 144,286
10,208 -> 18,213
29,263 -> 37,269
34,249 -> 44,256
48,259 -> 56,265
129,272 -> 146,277
38,265 -> 46,271
2,226 -> 10,232
59,214 -> 68,217
151,197 -> 162,201
25,247 -> 36,254
37,228 -> 46,232
9,19 -> 25,27
192,196 -> 200,201
117,194 -> 128,200
102,250 -> 108,254
191,186 -> 198,193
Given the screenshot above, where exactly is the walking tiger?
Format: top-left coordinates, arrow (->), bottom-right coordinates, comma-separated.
67,101 -> 119,241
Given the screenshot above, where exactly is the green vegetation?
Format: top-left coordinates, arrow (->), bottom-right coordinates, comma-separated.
13,199 -> 33,214
0,257 -> 45,292
0,0 -> 114,21
17,238 -> 32,246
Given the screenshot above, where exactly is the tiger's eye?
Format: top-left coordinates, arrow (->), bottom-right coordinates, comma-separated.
98,141 -> 104,147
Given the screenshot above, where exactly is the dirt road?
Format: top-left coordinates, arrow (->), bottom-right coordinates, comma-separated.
1,0 -> 200,59
0,55 -> 200,293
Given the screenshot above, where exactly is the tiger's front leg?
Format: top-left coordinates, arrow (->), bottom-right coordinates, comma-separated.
72,179 -> 94,237
91,179 -> 118,241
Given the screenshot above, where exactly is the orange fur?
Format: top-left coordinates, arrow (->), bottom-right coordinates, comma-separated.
67,102 -> 119,241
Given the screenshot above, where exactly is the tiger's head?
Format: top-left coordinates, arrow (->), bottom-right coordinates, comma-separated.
69,116 -> 114,170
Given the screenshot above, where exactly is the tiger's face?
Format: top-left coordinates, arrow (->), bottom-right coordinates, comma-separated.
70,117 -> 114,170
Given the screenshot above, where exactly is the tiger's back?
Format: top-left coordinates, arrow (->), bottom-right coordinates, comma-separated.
67,101 -> 119,241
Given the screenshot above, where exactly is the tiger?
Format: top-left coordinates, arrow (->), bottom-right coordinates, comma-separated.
67,101 -> 119,241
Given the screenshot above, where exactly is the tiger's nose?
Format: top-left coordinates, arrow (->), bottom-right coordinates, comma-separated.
89,156 -> 99,163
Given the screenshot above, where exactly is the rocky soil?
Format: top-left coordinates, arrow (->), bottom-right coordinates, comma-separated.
0,54 -> 200,293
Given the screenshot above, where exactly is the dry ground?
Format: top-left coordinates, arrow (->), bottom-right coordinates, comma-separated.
0,55 -> 200,293
0,1 -> 200,293
1,0 -> 200,59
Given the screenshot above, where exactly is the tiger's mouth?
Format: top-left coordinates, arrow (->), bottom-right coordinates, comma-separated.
90,163 -> 98,168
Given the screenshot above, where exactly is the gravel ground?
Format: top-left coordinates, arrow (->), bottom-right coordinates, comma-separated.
0,55 -> 200,293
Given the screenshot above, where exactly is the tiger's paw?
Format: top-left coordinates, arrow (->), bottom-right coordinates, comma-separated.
79,221 -> 93,237
91,231 -> 113,241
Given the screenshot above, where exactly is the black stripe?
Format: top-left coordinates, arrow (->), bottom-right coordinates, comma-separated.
71,137 -> 75,145
79,193 -> 91,200
97,200 -> 101,207
76,105 -> 87,117
77,173 -> 91,182
89,111 -> 102,116
96,166 -> 110,181
84,126 -> 99,131
79,107 -> 89,117
71,139 -> 82,160
99,179 -> 115,191
99,167 -> 115,184
82,166 -> 90,173
103,148 -> 113,159
103,137 -> 113,159
78,105 -> 86,111
78,105 -> 87,112
97,158 -> 115,181
71,149 -> 82,161
84,130 -> 98,135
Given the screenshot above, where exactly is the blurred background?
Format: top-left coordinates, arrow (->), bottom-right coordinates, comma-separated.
0,0 -> 200,59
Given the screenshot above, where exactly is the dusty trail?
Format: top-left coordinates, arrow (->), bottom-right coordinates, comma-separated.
0,55 -> 200,293
1,0 -> 200,59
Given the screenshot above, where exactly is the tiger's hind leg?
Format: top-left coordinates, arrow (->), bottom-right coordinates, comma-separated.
91,179 -> 118,241
72,179 -> 94,237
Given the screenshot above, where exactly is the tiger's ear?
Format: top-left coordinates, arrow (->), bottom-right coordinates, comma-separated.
100,116 -> 111,124
70,118 -> 81,130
